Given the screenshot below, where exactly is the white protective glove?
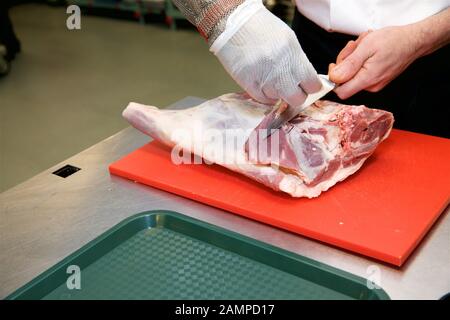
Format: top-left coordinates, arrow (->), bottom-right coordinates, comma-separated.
210,0 -> 322,107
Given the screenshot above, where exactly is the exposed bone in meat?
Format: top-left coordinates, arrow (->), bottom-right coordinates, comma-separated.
122,93 -> 394,198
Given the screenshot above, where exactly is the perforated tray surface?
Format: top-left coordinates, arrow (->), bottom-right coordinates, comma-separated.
6,211 -> 389,300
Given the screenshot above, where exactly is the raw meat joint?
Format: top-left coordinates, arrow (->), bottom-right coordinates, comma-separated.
123,93 -> 394,198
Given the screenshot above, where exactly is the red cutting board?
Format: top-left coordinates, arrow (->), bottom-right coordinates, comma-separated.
109,129 -> 450,266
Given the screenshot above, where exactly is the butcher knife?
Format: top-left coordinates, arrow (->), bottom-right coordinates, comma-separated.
264,74 -> 336,138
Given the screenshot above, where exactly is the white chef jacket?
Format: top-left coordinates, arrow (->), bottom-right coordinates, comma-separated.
296,0 -> 450,35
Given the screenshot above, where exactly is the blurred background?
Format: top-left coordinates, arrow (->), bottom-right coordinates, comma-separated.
0,0 -> 295,192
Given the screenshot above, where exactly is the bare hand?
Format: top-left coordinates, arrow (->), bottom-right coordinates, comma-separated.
329,26 -> 420,99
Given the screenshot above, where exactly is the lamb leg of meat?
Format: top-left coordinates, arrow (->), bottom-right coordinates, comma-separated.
122,93 -> 394,198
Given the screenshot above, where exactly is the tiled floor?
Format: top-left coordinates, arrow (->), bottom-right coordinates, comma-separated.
0,3 -> 239,191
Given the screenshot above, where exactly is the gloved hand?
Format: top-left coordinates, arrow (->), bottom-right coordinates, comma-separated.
210,0 -> 322,106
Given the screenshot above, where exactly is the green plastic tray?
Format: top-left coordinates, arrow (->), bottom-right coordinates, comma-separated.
6,210 -> 389,300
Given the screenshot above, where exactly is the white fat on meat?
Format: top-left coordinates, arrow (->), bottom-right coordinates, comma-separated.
122,93 -> 394,198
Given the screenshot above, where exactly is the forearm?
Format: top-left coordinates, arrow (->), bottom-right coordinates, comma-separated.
410,7 -> 450,59
172,0 -> 245,44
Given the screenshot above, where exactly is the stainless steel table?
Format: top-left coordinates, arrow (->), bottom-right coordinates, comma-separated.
1,97 -> 449,300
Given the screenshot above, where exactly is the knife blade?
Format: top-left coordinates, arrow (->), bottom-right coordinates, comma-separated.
264,74 -> 336,138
